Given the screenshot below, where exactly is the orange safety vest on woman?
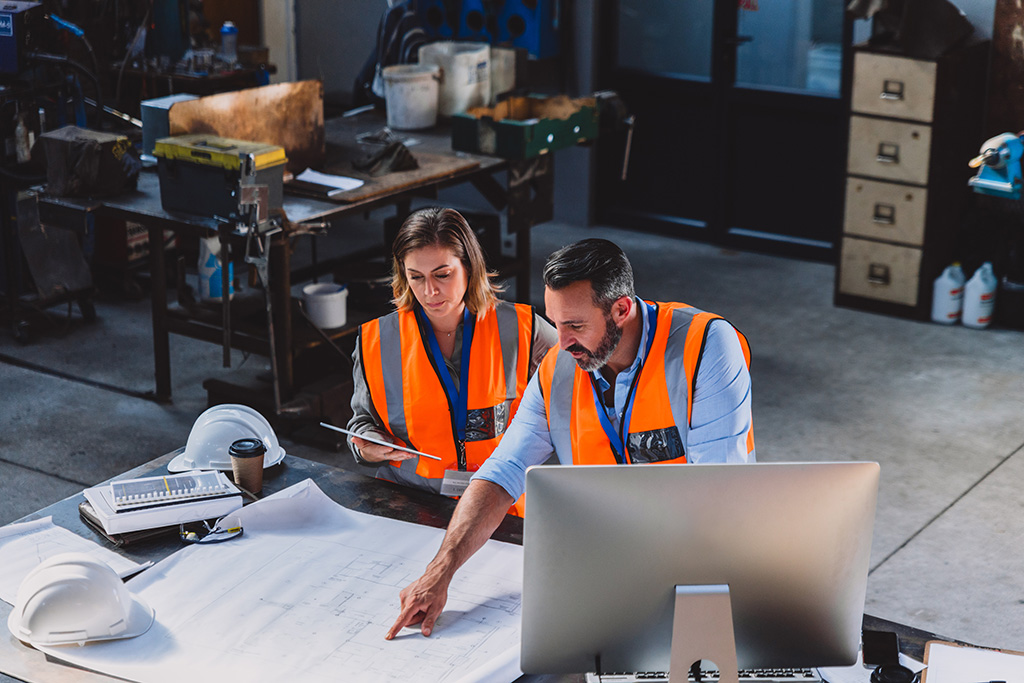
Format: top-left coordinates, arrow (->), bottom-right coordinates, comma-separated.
538,300 -> 754,465
359,300 -> 535,513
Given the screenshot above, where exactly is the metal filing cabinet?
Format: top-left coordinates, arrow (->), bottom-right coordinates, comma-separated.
835,42 -> 989,320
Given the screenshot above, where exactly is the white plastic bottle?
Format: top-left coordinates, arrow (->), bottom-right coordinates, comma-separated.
962,262 -> 997,329
931,262 -> 965,324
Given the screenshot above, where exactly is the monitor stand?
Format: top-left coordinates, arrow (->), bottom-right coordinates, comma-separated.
668,584 -> 739,683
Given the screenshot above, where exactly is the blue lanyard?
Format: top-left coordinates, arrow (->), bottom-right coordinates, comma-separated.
588,301 -> 658,464
418,306 -> 475,460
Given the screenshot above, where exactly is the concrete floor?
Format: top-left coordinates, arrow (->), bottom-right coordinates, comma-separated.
2,220 -> 1024,658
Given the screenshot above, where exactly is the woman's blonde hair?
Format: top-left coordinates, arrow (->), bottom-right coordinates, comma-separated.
391,207 -> 502,316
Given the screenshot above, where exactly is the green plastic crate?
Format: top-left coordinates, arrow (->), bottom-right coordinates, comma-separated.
451,94 -> 598,159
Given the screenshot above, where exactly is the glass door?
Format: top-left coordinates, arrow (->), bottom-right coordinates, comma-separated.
596,0 -> 851,261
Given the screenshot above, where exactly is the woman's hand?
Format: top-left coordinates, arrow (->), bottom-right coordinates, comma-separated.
352,434 -> 416,463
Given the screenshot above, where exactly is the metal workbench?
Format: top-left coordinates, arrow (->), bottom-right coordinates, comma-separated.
36,111 -> 555,405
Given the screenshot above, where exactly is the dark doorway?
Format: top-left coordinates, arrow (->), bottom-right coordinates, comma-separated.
596,0 -> 853,262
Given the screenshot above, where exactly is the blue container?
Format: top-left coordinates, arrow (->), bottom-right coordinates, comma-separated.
220,21 -> 238,63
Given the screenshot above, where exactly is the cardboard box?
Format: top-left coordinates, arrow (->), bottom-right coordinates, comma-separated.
451,94 -> 598,159
153,134 -> 286,220
94,218 -> 177,266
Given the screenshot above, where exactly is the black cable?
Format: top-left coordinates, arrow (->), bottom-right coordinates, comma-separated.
0,164 -> 46,184
27,51 -> 104,129
45,15 -> 103,126
115,8 -> 150,110
296,299 -> 355,372
0,350 -> 160,401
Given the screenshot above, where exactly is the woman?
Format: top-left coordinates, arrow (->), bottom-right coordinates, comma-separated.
347,207 -> 556,514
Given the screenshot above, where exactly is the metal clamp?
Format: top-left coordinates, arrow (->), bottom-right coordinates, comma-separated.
243,218 -> 284,413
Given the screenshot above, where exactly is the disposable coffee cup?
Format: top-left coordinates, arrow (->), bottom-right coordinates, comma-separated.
229,438 -> 266,494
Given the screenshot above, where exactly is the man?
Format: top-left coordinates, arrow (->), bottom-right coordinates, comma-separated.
385,238 -> 754,640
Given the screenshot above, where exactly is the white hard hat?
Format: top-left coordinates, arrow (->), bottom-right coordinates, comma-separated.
7,552 -> 154,647
169,403 -> 284,473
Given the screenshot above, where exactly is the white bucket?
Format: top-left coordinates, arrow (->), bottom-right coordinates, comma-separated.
418,41 -> 491,116
382,64 -> 441,130
198,235 -> 233,301
303,283 -> 348,329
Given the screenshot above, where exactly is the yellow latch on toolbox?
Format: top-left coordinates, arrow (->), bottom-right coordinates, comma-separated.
153,134 -> 287,171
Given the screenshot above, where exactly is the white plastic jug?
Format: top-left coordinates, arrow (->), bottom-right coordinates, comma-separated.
962,262 -> 997,329
931,262 -> 965,324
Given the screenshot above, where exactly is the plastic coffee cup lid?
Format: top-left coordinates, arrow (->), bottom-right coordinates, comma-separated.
229,438 -> 266,458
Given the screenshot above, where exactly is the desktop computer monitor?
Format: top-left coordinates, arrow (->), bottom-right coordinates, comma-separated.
521,462 -> 879,677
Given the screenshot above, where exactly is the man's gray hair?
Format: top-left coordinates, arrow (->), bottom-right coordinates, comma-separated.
542,239 -> 635,311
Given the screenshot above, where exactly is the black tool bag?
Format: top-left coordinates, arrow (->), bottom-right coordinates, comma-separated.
352,0 -> 430,106
40,125 -> 141,198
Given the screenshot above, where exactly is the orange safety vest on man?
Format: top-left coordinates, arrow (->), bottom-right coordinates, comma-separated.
358,300 -> 535,513
538,300 -> 754,465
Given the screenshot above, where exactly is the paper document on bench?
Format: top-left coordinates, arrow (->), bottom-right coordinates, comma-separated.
296,168 -> 364,192
922,641 -> 1024,683
34,479 -> 523,683
0,517 -> 148,604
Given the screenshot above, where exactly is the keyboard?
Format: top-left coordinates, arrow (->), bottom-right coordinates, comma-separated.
585,668 -> 823,683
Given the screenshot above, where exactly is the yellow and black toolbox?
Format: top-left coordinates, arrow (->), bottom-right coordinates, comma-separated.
153,134 -> 287,220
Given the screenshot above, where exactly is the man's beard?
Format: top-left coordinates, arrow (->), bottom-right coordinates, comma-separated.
566,313 -> 622,372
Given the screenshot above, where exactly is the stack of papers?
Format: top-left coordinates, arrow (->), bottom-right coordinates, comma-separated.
83,473 -> 242,535
922,641 -> 1024,683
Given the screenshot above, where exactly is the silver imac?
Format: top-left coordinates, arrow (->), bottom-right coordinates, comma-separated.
521,462 -> 880,680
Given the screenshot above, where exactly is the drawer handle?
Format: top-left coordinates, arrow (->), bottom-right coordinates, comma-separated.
873,203 -> 896,225
880,79 -> 905,101
876,142 -> 900,164
868,263 -> 891,285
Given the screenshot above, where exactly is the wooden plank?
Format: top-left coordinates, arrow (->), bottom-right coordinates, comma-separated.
168,80 -> 325,174
307,150 -> 481,203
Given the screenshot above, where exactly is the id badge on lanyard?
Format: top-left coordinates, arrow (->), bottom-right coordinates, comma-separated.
589,301 -> 658,464
440,469 -> 474,496
420,307 -> 475,473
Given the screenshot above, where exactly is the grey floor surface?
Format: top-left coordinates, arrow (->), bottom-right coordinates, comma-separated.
2,220 -> 1023,660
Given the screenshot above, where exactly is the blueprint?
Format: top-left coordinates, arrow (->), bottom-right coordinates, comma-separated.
0,517 -> 147,604
33,480 -> 524,683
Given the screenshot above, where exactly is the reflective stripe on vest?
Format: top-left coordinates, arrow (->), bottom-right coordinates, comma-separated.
538,301 -> 753,465
359,301 -> 534,494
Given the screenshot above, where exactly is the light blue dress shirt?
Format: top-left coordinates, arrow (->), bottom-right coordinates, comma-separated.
473,298 -> 754,500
